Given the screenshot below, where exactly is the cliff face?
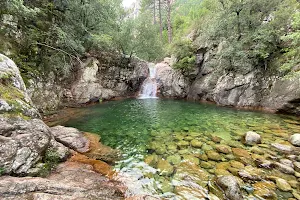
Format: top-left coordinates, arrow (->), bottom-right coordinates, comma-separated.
156,45 -> 300,115
27,55 -> 148,112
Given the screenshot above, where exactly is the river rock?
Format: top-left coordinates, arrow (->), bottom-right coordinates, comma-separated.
145,154 -> 159,167
157,159 -> 174,176
290,134 -> 300,147
243,131 -> 261,145
273,162 -> 295,174
276,178 -> 292,191
190,139 -> 203,148
294,162 -> 300,172
253,181 -> 277,199
183,155 -> 199,165
280,159 -> 294,168
216,175 -> 243,200
271,143 -> 294,154
167,155 -> 181,165
206,150 -> 222,161
232,148 -> 251,159
50,126 -> 90,153
216,144 -> 231,154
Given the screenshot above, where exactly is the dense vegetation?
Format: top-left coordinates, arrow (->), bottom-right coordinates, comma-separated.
1,0 -> 300,78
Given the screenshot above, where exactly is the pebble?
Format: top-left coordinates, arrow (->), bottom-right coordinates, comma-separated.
276,178 -> 292,191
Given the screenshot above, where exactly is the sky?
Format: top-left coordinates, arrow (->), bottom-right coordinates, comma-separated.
122,0 -> 136,8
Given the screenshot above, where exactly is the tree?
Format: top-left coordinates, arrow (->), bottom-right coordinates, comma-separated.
166,0 -> 172,43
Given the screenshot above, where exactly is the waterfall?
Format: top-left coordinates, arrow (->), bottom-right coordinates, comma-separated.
139,64 -> 158,99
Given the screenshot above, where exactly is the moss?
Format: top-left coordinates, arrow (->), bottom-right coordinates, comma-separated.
0,167 -> 5,176
37,150 -> 60,177
0,84 -> 25,101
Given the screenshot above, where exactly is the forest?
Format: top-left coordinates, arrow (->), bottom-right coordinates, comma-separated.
1,0 -> 300,79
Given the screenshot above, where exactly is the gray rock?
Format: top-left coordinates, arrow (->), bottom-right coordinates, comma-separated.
0,118 -> 51,174
273,162 -> 295,174
0,161 -> 124,200
290,134 -> 300,147
216,175 -> 244,200
243,131 -> 261,145
271,143 -> 294,154
50,126 -> 89,153
293,162 -> 300,172
156,63 -> 189,98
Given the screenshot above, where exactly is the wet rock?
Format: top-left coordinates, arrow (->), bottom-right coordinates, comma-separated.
238,166 -> 263,181
198,153 -> 208,161
230,160 -> 244,169
155,145 -> 167,154
202,144 -> 214,151
253,181 -> 277,200
167,155 -> 181,165
280,159 -> 294,168
157,159 -> 174,176
200,161 -> 214,169
190,139 -> 203,148
243,131 -> 261,145
292,191 -> 300,200
250,146 -> 264,155
177,140 -> 189,147
294,162 -> 300,172
273,162 -> 295,174
215,169 -> 231,176
206,150 -> 222,161
216,144 -> 231,154
0,161 -> 124,200
290,134 -> 300,147
145,154 -> 159,167
271,143 -> 294,154
50,126 -> 90,153
232,148 -> 251,159
276,178 -> 292,191
288,180 -> 298,188
222,140 -> 244,148
183,155 -> 199,165
216,175 -> 243,200
212,136 -> 222,143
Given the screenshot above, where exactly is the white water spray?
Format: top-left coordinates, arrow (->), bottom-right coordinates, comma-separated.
139,63 -> 158,99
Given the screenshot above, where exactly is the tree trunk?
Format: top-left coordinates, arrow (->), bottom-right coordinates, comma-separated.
159,0 -> 163,39
166,0 -> 172,43
153,0 -> 156,24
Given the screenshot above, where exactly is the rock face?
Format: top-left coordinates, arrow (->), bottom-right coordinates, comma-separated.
216,175 -> 243,200
156,62 -> 189,98
183,44 -> 300,114
28,55 -> 148,112
0,54 -> 69,175
0,161 -> 124,200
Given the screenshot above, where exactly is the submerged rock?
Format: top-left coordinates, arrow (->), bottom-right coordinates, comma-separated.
289,134 -> 300,147
276,178 -> 292,191
243,131 -> 261,145
216,175 -> 243,200
157,159 -> 174,176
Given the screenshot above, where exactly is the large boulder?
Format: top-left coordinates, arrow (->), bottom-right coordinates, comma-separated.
216,175 -> 243,200
156,62 -> 189,98
0,54 -> 69,175
50,126 -> 90,153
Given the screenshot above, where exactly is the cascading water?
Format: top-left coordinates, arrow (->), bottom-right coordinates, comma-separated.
139,63 -> 158,99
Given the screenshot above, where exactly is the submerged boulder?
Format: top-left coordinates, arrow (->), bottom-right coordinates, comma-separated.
216,175 -> 243,200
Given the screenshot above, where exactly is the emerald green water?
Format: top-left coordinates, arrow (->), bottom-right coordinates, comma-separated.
63,99 -> 300,199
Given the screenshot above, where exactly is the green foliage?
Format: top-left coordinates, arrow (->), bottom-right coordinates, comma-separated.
171,39 -> 196,71
0,167 -> 5,176
38,150 -> 60,177
280,11 -> 300,77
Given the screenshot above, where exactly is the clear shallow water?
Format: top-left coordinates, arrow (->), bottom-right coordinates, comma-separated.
63,99 -> 300,199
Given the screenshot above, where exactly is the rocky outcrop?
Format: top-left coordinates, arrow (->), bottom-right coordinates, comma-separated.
183,44 -> 300,114
156,62 -> 189,98
0,54 -> 69,175
28,55 -> 148,112
0,161 -> 124,200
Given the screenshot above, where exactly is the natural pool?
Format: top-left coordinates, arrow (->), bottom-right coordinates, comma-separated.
63,98 -> 300,200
